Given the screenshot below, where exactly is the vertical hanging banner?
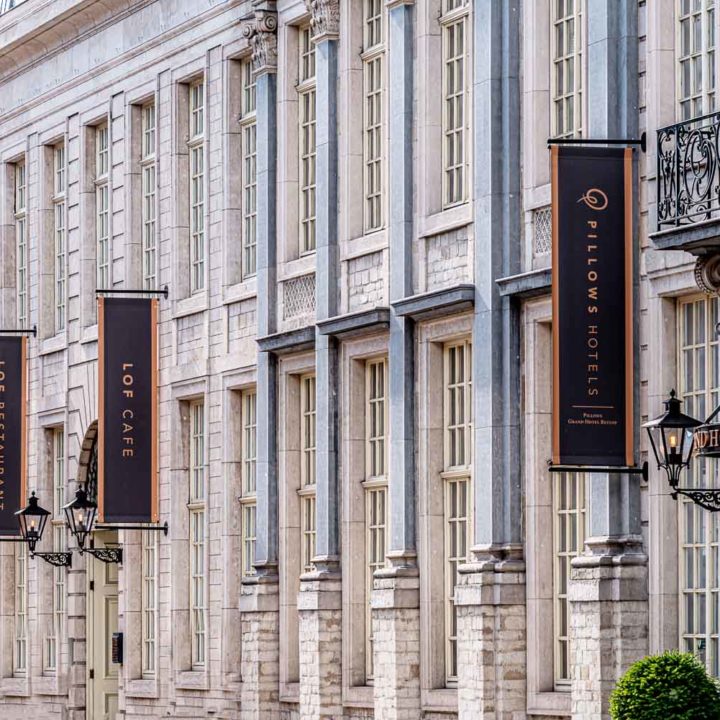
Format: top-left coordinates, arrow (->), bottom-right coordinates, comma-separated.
0,337 -> 26,535
551,145 -> 634,467
99,297 -> 158,522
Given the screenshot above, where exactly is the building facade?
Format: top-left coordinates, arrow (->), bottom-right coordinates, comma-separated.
0,0 -> 716,719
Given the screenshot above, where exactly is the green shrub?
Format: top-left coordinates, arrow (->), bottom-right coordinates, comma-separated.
610,651 -> 720,720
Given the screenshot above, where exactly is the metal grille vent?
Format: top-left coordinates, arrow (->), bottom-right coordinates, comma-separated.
283,274 -> 316,320
533,206 -> 552,256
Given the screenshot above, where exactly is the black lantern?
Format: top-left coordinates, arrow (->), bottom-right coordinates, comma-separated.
63,485 -> 97,551
15,491 -> 50,554
643,389 -> 702,488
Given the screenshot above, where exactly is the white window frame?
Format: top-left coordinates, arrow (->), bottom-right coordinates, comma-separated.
188,80 -> 205,294
298,25 -> 317,255
142,529 -> 158,677
441,0 -> 471,208
677,0 -> 717,120
362,0 -> 385,232
678,294 -> 720,676
551,0 -> 584,138
14,544 -> 27,675
299,373 -> 317,573
141,102 -> 157,289
15,161 -> 27,327
241,60 -> 258,279
241,389 -> 257,579
96,123 -> 110,290
442,338 -> 472,686
188,400 -> 206,669
552,471 -> 586,688
45,427 -> 66,674
53,144 -> 66,333
363,357 -> 388,682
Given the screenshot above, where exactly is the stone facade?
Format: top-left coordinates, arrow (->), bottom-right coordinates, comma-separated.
0,0 -> 712,719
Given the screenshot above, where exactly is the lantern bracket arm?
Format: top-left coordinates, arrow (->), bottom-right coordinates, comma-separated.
33,551 -> 73,568
83,547 -> 123,564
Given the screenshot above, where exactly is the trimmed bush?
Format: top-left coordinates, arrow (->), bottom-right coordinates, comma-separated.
610,651 -> 720,720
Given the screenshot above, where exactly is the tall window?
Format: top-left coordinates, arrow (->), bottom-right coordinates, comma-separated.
188,400 -> 206,668
189,81 -> 205,294
363,0 -> 384,232
142,530 -> 157,676
46,427 -> 66,673
441,0 -> 471,207
678,295 -> 720,675
552,471 -> 585,687
96,123 -> 110,289
141,103 -> 157,289
552,0 -> 584,138
241,60 -> 257,278
443,339 -> 472,685
364,358 -> 387,681
298,25 -> 317,255
241,389 -> 257,579
15,161 -> 27,327
53,144 -> 66,333
299,374 -> 316,573
14,544 -> 27,674
678,0 -> 717,119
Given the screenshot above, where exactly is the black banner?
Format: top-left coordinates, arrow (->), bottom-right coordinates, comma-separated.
552,145 -> 634,467
0,337 -> 25,535
99,297 -> 158,523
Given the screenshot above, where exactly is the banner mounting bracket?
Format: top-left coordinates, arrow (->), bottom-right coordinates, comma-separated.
547,132 -> 646,153
95,286 -> 169,299
0,326 -> 36,336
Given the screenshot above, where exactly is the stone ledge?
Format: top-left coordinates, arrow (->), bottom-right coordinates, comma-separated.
496,267 -> 552,298
454,567 -> 526,607
371,573 -> 420,610
316,307 -> 390,338
298,577 -> 342,611
392,284 -> 474,321
239,579 -> 280,613
256,325 -> 315,354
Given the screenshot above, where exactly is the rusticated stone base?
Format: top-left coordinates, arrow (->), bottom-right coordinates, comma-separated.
239,579 -> 281,720
455,560 -> 527,720
298,574 -> 342,718
569,542 -> 648,720
371,564 -> 421,720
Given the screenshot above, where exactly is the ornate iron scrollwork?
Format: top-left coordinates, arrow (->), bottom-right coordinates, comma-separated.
86,437 -> 98,506
673,487 -> 720,512
657,112 -> 720,229
34,551 -> 72,567
85,547 -> 123,564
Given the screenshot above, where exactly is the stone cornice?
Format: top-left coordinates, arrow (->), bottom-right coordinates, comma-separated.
305,0 -> 339,43
385,0 -> 415,8
242,7 -> 278,76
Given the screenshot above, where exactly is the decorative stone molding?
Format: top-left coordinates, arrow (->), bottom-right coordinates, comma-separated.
694,254 -> 720,295
305,0 -> 340,42
243,9 -> 278,75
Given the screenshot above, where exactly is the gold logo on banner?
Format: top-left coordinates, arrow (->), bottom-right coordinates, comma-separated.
577,188 -> 609,211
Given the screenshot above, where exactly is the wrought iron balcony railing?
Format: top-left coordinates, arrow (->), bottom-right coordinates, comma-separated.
657,112 -> 720,230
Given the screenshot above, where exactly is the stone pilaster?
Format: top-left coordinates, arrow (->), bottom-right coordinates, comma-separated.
239,580 -> 281,720
569,542 -> 648,720
371,562 -> 420,720
455,560 -> 526,720
298,575 -> 342,719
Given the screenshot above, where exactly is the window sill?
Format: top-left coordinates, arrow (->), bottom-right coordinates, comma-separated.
419,204 -> 473,239
223,277 -> 257,306
174,292 -> 208,320
125,677 -> 159,699
343,229 -> 387,261
278,254 -> 316,282
39,331 -> 67,356
0,676 -> 30,697
175,669 -> 208,691
343,685 -> 374,708
527,690 -> 571,716
81,323 -> 98,345
421,687 -> 458,712
279,681 -> 299,704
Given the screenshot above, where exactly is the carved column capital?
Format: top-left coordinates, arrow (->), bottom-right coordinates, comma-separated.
305,0 -> 340,42
243,9 -> 278,75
